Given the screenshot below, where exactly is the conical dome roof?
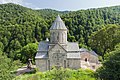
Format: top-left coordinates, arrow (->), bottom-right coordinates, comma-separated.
50,15 -> 67,30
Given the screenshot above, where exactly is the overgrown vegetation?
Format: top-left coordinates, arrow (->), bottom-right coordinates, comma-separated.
0,51 -> 22,80
96,44 -> 120,80
14,68 -> 95,80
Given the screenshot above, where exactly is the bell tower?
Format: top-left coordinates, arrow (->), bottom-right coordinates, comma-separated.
50,15 -> 67,45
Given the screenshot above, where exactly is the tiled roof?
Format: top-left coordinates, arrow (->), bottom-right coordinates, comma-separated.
80,48 -> 98,56
90,51 -> 98,56
50,15 -> 67,30
35,52 -> 48,59
38,41 -> 49,51
67,42 -> 80,51
79,48 -> 88,52
36,42 -> 80,59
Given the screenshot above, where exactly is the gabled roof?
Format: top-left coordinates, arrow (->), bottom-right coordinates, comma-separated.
50,15 -> 67,30
79,48 -> 89,52
80,48 -> 98,56
38,41 -> 49,51
67,42 -> 80,51
35,52 -> 48,59
48,42 -> 67,52
90,51 -> 98,56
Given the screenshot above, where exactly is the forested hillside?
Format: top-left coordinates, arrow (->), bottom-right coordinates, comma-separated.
0,3 -> 120,58
0,3 -> 120,57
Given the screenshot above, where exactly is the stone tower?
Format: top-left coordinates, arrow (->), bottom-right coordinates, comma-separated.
50,15 -> 67,45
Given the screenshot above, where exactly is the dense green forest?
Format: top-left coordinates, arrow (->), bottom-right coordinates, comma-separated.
0,3 -> 120,80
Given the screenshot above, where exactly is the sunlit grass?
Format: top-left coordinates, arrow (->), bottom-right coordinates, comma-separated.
14,68 -> 96,80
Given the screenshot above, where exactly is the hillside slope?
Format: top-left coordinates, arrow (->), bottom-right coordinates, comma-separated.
0,3 -> 120,55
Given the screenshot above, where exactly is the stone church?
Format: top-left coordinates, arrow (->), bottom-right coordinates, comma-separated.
35,15 -> 99,71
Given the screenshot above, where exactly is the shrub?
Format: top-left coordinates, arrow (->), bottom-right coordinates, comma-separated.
14,68 -> 96,80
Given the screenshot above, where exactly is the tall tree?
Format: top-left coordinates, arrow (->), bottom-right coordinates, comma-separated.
89,24 -> 120,60
96,43 -> 120,80
21,43 -> 38,63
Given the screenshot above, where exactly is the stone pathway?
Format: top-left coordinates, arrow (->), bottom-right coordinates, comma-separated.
16,65 -> 36,76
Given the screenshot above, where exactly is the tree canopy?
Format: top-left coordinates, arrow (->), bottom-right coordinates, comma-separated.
20,43 -> 38,63
0,4 -> 120,58
96,43 -> 120,80
89,24 -> 120,60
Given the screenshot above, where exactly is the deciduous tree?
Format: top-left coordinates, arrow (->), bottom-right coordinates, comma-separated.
89,24 -> 120,60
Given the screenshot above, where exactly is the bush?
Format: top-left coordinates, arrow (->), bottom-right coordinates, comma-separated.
0,51 -> 22,80
14,68 -> 96,80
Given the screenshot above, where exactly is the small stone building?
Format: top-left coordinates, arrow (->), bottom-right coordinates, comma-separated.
80,48 -> 100,70
80,48 -> 98,63
35,15 -> 99,71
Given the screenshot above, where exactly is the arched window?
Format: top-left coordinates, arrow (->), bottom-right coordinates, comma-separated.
64,60 -> 66,68
52,32 -> 55,42
92,65 -> 95,69
56,33 -> 58,42
48,60 -> 50,70
50,32 -> 53,42
64,32 -> 66,42
62,32 -> 64,42
57,32 -> 59,41
85,58 -> 88,62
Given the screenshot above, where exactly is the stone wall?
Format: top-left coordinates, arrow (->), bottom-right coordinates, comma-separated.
67,58 -> 81,69
35,59 -> 48,72
49,43 -> 67,69
50,30 -> 67,44
80,52 -> 98,63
